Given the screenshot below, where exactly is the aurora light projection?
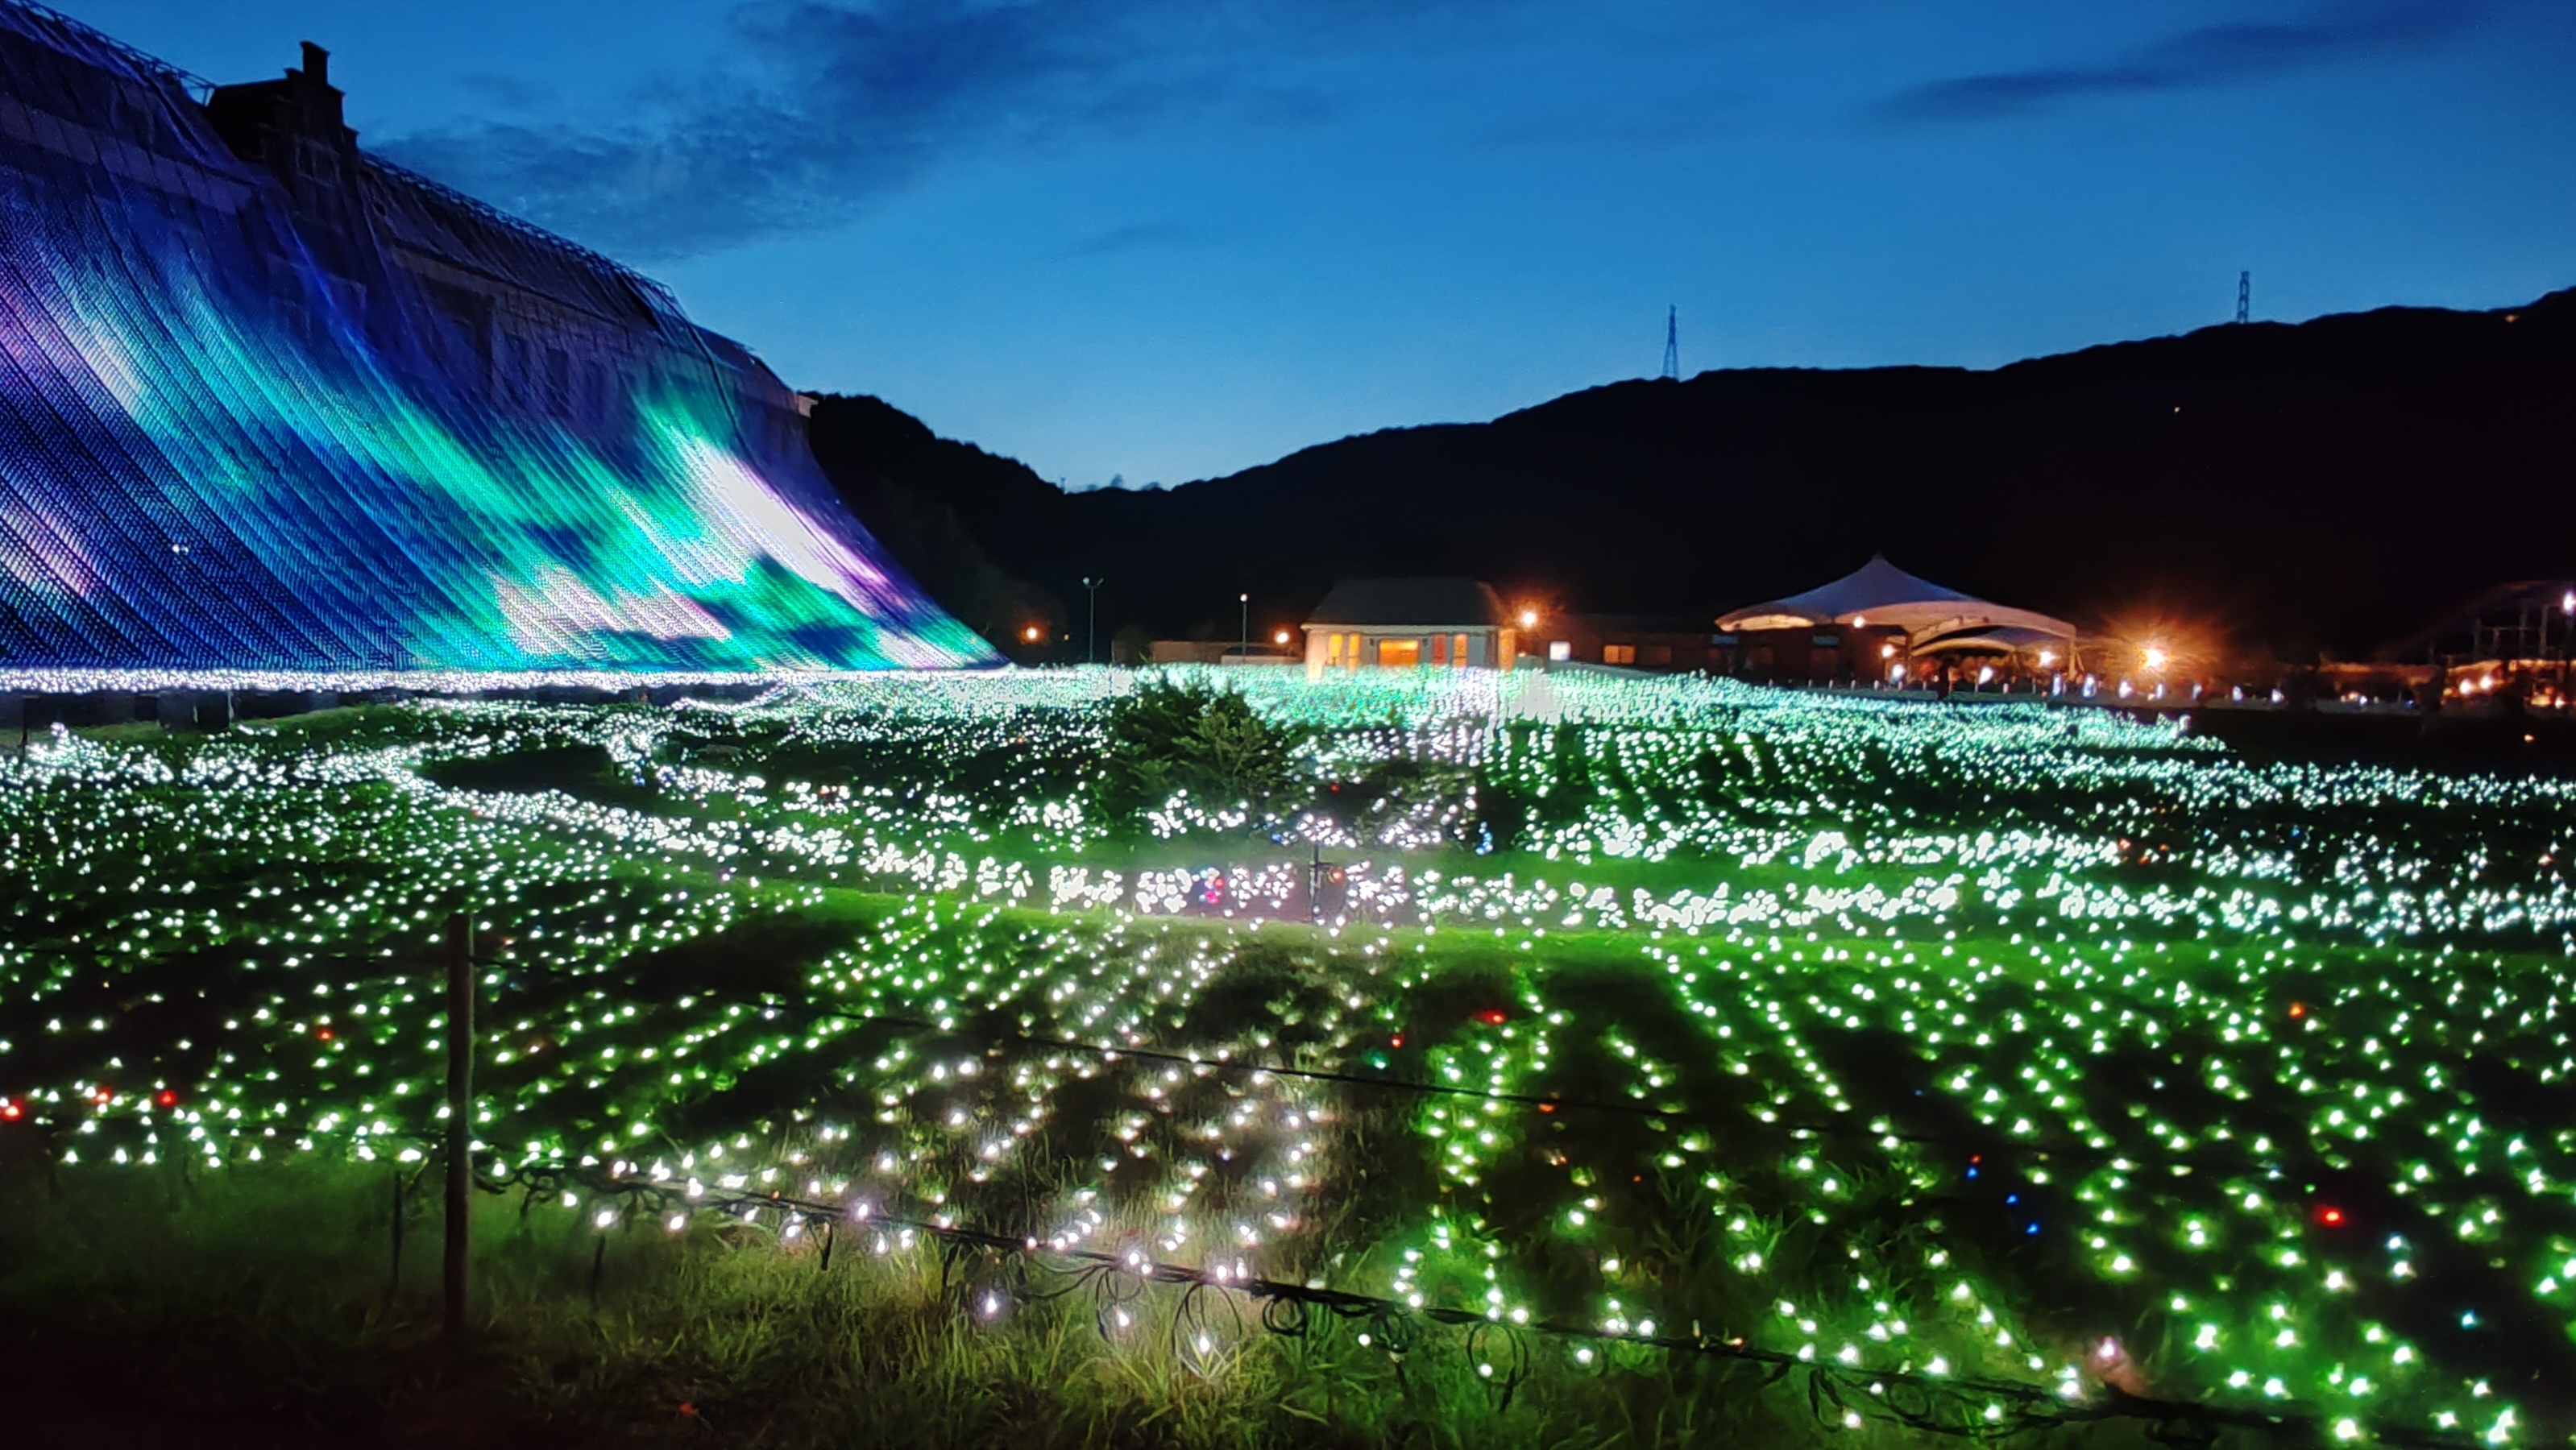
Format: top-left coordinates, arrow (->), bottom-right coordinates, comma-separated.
0,5 -> 992,671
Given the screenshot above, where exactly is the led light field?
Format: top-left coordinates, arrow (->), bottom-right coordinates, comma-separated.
4,669 -> 2574,1444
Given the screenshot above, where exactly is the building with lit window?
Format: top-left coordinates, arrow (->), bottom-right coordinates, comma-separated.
1536,613 -> 1716,673
1302,578 -> 1519,672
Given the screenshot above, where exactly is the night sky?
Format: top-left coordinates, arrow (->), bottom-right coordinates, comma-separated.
57,0 -> 2576,489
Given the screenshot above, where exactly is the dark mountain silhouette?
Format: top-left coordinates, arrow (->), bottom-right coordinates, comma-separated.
810,286 -> 2576,661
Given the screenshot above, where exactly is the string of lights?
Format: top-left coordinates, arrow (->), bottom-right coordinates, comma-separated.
497,1158 -> 2479,1448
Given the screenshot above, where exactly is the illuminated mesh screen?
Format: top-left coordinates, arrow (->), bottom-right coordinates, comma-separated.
0,5 -> 994,670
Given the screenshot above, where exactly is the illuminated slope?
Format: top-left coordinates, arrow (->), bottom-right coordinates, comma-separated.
0,5 -> 994,670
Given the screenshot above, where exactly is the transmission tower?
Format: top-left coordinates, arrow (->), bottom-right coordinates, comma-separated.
1660,304 -> 1679,380
2235,271 -> 2250,325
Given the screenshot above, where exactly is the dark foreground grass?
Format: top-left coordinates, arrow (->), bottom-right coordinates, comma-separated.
0,1155 -> 1955,1450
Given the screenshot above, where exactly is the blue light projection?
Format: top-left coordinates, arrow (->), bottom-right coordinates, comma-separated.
0,4 -> 993,670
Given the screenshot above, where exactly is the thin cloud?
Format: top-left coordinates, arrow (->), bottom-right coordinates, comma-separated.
375,0 -> 1570,262
377,0 -> 1197,260
1877,2 -> 2476,123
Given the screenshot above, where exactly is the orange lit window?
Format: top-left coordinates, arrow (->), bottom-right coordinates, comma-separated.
1453,633 -> 1470,665
1603,644 -> 1636,665
1325,632 -> 1342,665
1432,632 -> 1450,665
1346,632 -> 1361,667
1378,638 -> 1421,666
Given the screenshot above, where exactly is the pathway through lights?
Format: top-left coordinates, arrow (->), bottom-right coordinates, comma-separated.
0,665 -> 2565,1446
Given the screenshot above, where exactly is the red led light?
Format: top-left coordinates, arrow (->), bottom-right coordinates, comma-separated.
154,1089 -> 178,1107
2317,1206 -> 2345,1226
317,1028 -> 334,1041
1,1101 -> 20,1121
1390,1033 -> 1405,1049
2288,1002 -> 2307,1018
1475,1009 -> 1508,1025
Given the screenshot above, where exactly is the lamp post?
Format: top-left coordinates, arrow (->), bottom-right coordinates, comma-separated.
1238,593 -> 1249,660
1082,577 -> 1103,665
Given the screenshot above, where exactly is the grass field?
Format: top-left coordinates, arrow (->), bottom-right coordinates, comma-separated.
4,667 -> 2574,1447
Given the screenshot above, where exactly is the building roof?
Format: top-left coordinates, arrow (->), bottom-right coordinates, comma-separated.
1910,625 -> 2068,657
1305,578 -> 1511,628
1717,555 -> 2074,641
2383,579 -> 2576,660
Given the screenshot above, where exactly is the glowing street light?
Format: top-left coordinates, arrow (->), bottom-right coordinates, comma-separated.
2143,645 -> 2169,671
1518,608 -> 1539,629
1021,624 -> 1042,644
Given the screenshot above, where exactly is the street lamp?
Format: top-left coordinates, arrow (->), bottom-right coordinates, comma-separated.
1081,577 -> 1103,665
1239,593 -> 1249,658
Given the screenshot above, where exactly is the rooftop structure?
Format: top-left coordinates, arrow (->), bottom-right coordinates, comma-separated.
1718,555 -> 2076,645
1301,578 -> 1520,670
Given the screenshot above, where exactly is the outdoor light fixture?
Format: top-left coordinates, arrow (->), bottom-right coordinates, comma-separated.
2038,649 -> 2056,667
1273,630 -> 1291,646
1023,625 -> 1043,643
2143,645 -> 2169,670
1518,608 -> 1539,628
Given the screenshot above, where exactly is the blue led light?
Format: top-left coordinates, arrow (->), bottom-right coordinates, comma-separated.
0,4 -> 992,671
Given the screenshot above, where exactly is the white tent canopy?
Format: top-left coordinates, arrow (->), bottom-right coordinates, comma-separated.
1910,625 -> 2067,657
1717,555 -> 2076,644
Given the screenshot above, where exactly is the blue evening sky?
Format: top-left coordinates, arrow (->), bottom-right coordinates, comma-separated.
56,1 -> 2576,488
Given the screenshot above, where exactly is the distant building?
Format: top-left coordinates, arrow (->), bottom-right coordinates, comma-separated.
1148,640 -> 1297,665
1535,613 -> 1715,673
1303,578 -> 1520,671
1715,555 -> 2077,685
2393,580 -> 2576,668
2385,579 -> 2576,706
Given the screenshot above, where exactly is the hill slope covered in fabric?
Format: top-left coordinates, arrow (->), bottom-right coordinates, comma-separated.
815,288 -> 2576,661
0,5 -> 986,670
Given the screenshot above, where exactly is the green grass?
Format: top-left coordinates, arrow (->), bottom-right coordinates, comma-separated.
8,668 -> 2576,1446
0,1154 -> 1860,1449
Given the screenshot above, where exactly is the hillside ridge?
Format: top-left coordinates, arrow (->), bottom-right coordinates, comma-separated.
812,285 -> 2576,660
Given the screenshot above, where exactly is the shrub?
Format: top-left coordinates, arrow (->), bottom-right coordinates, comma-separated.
1094,677 -> 1301,831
